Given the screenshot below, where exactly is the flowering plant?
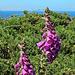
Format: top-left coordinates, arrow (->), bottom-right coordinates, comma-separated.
37,7 -> 61,64
14,7 -> 61,75
14,39 -> 35,75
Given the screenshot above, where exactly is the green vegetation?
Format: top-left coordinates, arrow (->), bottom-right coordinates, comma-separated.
0,10 -> 75,75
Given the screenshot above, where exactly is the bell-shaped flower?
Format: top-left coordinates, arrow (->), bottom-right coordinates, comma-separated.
47,37 -> 53,45
52,34 -> 57,41
24,61 -> 30,65
37,41 -> 45,49
14,62 -> 20,69
22,69 -> 29,75
19,57 -> 23,63
29,65 -> 33,69
51,29 -> 55,34
45,18 -> 48,21
23,64 -> 28,70
46,51 -> 52,57
42,33 -> 46,39
46,22 -> 50,26
20,51 -> 24,57
44,42 -> 50,51
17,70 -> 20,75
47,31 -> 52,38
43,28 -> 46,32
50,49 -> 57,55
28,69 -> 33,74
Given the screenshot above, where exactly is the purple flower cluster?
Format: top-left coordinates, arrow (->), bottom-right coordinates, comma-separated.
37,17 -> 61,64
14,51 -> 35,75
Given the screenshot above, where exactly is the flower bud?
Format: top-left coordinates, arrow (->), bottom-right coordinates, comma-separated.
46,22 -> 50,26
42,33 -> 46,39
19,57 -> 23,63
41,17 -> 44,19
29,65 -> 33,69
17,70 -> 20,75
14,62 -> 20,69
42,28 -> 46,32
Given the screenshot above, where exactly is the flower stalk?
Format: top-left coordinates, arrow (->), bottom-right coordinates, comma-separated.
14,38 -> 35,75
37,7 -> 61,74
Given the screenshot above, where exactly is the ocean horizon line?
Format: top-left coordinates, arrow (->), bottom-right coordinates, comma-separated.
0,11 -> 75,19
0,10 -> 75,12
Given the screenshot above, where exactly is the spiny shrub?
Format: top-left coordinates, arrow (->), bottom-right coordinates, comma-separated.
0,7 -> 75,75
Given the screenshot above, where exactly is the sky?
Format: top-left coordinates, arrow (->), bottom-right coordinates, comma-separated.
0,0 -> 75,11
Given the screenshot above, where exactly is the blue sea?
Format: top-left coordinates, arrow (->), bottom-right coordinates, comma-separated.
0,11 -> 75,19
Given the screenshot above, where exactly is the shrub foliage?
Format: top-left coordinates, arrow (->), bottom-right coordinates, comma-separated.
0,10 -> 75,75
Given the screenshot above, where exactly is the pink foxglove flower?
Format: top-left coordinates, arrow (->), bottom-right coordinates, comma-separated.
28,69 -> 33,74
37,17 -> 61,64
37,41 -> 45,49
29,65 -> 33,69
43,42 -> 50,51
47,37 -> 53,45
46,51 -> 52,57
19,57 -> 23,63
41,17 -> 44,19
47,31 -> 52,38
42,33 -> 47,39
46,22 -> 50,26
17,70 -> 20,75
22,69 -> 28,75
43,28 -> 46,32
45,18 -> 48,21
14,62 -> 20,69
23,64 -> 28,70
14,51 -> 35,75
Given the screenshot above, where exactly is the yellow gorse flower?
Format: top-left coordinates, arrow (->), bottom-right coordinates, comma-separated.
54,65 -> 56,67
64,44 -> 66,47
73,45 -> 75,48
7,47 -> 9,48
0,40 -> 1,45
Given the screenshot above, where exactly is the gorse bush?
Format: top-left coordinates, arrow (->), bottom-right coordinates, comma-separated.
0,7 -> 75,75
